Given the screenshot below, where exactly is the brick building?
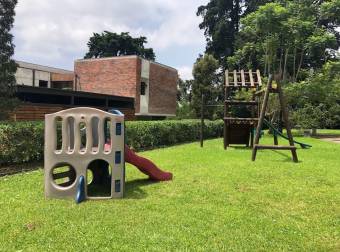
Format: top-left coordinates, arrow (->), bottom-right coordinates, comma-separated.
75,56 -> 178,118
12,57 -> 178,121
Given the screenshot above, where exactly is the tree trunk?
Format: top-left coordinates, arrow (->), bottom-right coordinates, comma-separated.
295,49 -> 304,81
293,47 -> 296,82
283,48 -> 289,83
278,48 -> 283,79
264,46 -> 268,76
200,94 -> 204,147
312,128 -> 317,136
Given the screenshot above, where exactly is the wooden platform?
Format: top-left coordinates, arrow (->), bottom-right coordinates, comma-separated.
254,145 -> 297,150
224,117 -> 259,124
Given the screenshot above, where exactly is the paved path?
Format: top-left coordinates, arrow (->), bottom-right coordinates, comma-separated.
320,137 -> 340,144
314,136 -> 340,144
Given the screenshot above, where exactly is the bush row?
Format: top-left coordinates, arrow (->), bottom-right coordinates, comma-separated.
0,120 -> 223,165
0,121 -> 45,165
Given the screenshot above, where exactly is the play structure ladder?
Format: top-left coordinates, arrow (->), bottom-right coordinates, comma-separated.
251,75 -> 298,162
224,70 -> 262,149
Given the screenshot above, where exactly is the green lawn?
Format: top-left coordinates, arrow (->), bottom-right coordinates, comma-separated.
0,135 -> 339,251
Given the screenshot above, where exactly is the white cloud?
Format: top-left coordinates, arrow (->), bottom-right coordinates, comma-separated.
13,0 -> 208,71
177,66 -> 194,80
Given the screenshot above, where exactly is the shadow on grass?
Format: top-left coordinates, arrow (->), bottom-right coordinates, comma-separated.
0,162 -> 43,177
125,178 -> 158,199
268,150 -> 304,163
229,145 -> 251,150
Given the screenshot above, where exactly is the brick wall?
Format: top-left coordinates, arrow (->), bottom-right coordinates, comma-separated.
148,62 -> 178,115
75,57 -> 138,98
10,103 -> 135,121
51,73 -> 74,82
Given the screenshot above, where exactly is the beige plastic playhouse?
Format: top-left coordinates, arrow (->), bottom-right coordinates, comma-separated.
44,107 -> 125,201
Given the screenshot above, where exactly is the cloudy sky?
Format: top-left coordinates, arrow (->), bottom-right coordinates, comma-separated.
12,0 -> 209,80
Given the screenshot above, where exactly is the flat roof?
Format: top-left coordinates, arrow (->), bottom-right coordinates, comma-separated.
16,60 -> 74,75
75,55 -> 178,72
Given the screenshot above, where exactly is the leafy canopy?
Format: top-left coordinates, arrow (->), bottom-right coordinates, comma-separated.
192,54 -> 220,119
84,31 -> 156,61
228,1 -> 339,82
197,0 -> 272,67
286,61 -> 340,128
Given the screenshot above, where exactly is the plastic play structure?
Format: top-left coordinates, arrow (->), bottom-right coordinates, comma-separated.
124,145 -> 172,181
44,107 -> 172,203
200,70 -> 311,162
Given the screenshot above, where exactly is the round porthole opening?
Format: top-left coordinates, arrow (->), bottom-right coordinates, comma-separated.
52,163 -> 77,188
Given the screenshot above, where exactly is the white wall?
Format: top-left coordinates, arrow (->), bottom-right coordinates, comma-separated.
139,59 -> 150,114
15,67 -> 51,87
34,70 -> 50,87
16,67 -> 34,86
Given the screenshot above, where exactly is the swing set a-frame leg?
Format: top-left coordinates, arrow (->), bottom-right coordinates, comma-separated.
251,75 -> 298,162
252,75 -> 272,161
277,81 -> 298,162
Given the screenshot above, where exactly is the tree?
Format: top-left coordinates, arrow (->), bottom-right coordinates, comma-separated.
286,61 -> 340,131
227,1 -> 339,82
177,78 -> 193,103
0,0 -> 18,120
197,0 -> 272,67
192,54 -> 220,119
84,31 -> 156,61
176,79 -> 195,119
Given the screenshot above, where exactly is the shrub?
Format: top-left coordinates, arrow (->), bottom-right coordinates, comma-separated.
285,61 -> 340,129
0,121 -> 44,165
0,119 -> 223,165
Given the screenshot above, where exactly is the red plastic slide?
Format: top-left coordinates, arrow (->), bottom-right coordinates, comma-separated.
124,145 -> 173,181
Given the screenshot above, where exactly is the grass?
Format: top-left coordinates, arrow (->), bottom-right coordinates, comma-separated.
0,134 -> 339,251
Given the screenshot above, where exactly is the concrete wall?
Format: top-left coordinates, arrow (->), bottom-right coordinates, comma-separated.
139,59 -> 150,114
15,61 -> 74,88
16,67 -> 34,86
15,68 -> 51,87
35,70 -> 50,87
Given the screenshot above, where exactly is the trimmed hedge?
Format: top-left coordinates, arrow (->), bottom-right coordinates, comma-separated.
0,122 -> 44,165
0,120 -> 223,165
125,120 -> 223,150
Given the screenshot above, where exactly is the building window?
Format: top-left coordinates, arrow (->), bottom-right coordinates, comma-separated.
141,82 -> 147,95
51,81 -> 73,90
39,80 -> 48,88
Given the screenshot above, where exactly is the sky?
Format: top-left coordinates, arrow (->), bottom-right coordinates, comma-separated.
12,0 -> 209,80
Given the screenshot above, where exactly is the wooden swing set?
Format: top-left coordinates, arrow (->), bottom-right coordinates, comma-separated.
200,69 -> 298,163
227,70 -> 298,162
